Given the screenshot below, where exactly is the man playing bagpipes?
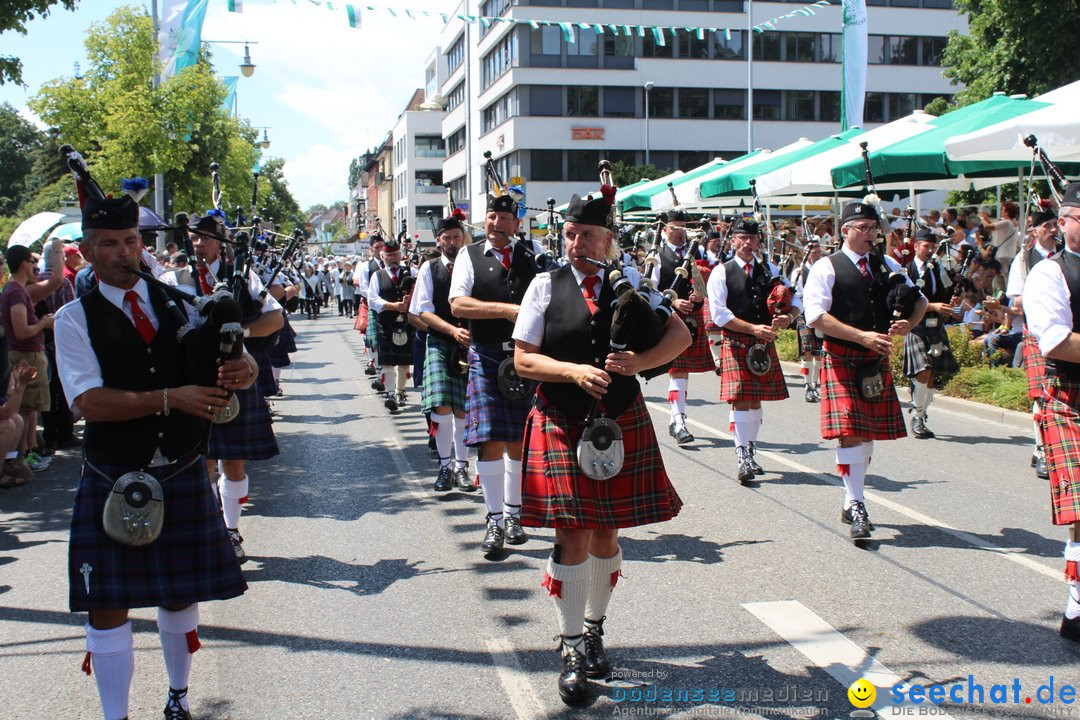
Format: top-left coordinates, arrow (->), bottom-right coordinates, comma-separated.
803,201 -> 926,541
706,217 -> 799,484
357,236 -> 386,380
367,238 -> 416,413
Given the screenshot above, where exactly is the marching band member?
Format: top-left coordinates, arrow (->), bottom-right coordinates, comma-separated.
706,217 -> 798,483
449,193 -> 539,557
57,195 -> 250,720
410,216 -> 474,492
359,236 -> 386,381
803,202 -> 926,541
1022,182 -> 1080,642
367,238 -> 416,413
513,191 -> 688,707
793,240 -> 824,402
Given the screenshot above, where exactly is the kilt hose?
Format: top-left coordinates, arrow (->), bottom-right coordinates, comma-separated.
820,340 -> 907,441
1039,375 -> 1080,526
69,456 -> 247,611
796,314 -> 823,356
902,323 -> 960,384
422,334 -> 467,413
716,329 -> 789,404
671,303 -> 716,374
208,382 -> 279,461
464,344 -> 533,447
1021,329 -> 1049,400
521,393 -> 683,529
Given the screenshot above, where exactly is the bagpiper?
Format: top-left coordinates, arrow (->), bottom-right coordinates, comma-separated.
367,238 -> 416,412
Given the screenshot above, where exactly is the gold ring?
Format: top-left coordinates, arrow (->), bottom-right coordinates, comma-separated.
207,404 -> 212,413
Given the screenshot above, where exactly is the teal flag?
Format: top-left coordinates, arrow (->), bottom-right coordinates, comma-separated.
221,76 -> 239,115
159,0 -> 211,79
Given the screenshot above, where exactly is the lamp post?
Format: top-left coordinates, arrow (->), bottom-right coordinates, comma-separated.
746,0 -> 754,153
202,40 -> 258,76
253,127 -> 271,149
644,81 -> 654,166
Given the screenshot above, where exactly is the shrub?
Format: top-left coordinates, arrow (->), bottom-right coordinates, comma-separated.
943,366 -> 1030,413
775,328 -> 799,362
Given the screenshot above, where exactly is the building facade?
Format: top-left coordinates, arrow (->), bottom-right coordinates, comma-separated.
391,88 -> 449,242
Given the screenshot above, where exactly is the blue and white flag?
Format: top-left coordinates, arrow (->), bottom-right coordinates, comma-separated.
220,76 -> 239,114
840,0 -> 867,131
159,0 -> 211,79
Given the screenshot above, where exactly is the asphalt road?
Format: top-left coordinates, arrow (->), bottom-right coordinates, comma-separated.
1,313 -> 1076,720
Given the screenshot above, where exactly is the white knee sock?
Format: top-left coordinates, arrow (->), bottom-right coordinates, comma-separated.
157,605 -> 199,709
912,379 -> 934,414
86,621 -> 134,720
544,557 -> 590,637
668,377 -> 688,420
584,548 -> 623,622
477,459 -> 504,522
862,441 -> 874,467
728,410 -> 741,447
452,415 -> 468,467
732,410 -> 754,450
503,458 -> 522,514
1066,541 -> 1080,620
836,446 -> 866,509
747,407 -> 763,444
809,356 -> 820,388
432,412 -> 453,468
396,365 -> 409,392
1034,403 -> 1045,455
218,475 -> 248,531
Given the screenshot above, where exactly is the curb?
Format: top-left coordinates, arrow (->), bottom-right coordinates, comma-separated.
778,360 -> 1032,432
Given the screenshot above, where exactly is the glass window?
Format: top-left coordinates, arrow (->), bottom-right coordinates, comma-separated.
818,33 -> 841,62
568,150 -> 601,181
530,86 -> 562,116
603,34 -> 634,57
713,89 -> 745,120
679,151 -> 710,171
482,91 -> 516,133
446,36 -> 465,74
447,127 -> 466,156
647,87 -> 674,118
753,90 -> 781,121
532,150 -> 562,181
681,0 -> 709,9
642,0 -> 674,7
649,151 -> 675,173
446,82 -> 466,112
643,32 -> 674,58
604,86 -> 636,117
889,92 -> 918,119
785,32 -> 816,63
530,26 -> 561,55
886,36 -> 918,64
819,91 -> 841,122
678,33 -> 710,59
482,32 -> 518,89
415,136 -> 446,158
602,0 -> 635,6
715,30 -> 744,60
921,36 -> 946,66
567,86 -> 599,116
865,92 -> 886,123
867,35 -> 886,64
606,149 -> 637,166
922,0 -> 954,8
678,88 -> 709,118
785,90 -> 815,121
566,27 -> 599,55
753,31 -> 781,61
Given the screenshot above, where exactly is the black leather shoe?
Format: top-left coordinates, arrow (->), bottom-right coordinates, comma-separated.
1031,453 -> 1038,468
364,365 -> 377,376
804,385 -> 816,402
371,378 -> 385,392
582,618 -> 610,679
911,412 -> 935,439
163,687 -> 192,720
674,426 -> 694,445
504,514 -> 528,545
455,465 -> 476,492
840,504 -> 875,530
1036,455 -> 1050,480
748,442 -> 765,475
481,515 -> 504,556
1061,615 -> 1080,642
848,501 -> 872,539
557,637 -> 589,706
384,394 -> 398,412
736,447 -> 755,485
434,465 -> 454,492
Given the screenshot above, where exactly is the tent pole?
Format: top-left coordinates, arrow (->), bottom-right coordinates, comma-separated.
995,183 -> 1002,219
1018,167 -> 1027,239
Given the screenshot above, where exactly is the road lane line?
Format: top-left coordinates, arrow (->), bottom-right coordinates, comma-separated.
743,600 -> 958,720
645,401 -> 1060,582
487,637 -> 545,720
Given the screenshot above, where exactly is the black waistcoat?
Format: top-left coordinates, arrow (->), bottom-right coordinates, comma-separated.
539,266 -> 639,420
908,259 -> 949,327
1046,252 -> 1080,378
723,258 -> 772,325
427,259 -> 460,343
658,245 -> 688,299
368,258 -> 381,278
825,252 -> 892,350
465,242 -> 537,346
375,267 -> 405,319
82,286 -> 209,466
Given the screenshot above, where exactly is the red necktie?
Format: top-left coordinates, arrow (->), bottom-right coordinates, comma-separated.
582,275 -> 600,314
744,262 -> 753,279
125,290 -> 156,345
857,257 -> 873,283
494,246 -> 512,270
198,267 -> 213,294
390,268 -> 399,284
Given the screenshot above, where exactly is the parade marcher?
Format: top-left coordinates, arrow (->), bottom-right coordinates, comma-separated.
803,201 -> 926,540
359,236 -> 386,381
449,193 -> 539,557
55,195 -> 250,720
299,265 -> 320,319
1021,182 -> 1080,643
189,214 -> 284,561
903,228 -> 961,438
513,190 -> 688,706
648,210 -> 713,445
793,239 -> 825,402
411,217 -> 474,492
367,238 -> 416,412
340,261 -> 356,318
707,217 -> 798,483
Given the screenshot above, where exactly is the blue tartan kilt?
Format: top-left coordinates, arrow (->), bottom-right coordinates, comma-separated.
464,344 -> 533,447
253,348 -> 277,398
365,306 -> 381,349
270,314 -> 296,367
68,456 -> 247,611
208,382 -> 279,461
423,334 -> 467,413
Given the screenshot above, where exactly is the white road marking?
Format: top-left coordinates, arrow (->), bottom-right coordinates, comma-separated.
386,434 -> 430,503
487,636 -> 546,720
743,600 -> 958,720
645,401 -> 1061,582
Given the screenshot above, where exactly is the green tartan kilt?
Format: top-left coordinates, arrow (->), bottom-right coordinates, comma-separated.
423,334 -> 467,413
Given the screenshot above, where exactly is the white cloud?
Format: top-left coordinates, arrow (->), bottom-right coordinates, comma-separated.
281,143 -> 364,209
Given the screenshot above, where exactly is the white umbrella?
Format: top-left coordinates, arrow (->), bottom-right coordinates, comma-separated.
7,212 -> 66,248
945,81 -> 1080,163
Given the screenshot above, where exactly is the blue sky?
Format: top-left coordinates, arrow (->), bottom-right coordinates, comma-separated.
0,1 -> 446,209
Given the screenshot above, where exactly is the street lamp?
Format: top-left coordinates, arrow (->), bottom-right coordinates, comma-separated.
254,127 -> 271,149
644,81 -> 654,166
202,39 -> 258,77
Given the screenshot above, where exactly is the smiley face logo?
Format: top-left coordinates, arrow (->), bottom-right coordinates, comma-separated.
848,678 -> 876,708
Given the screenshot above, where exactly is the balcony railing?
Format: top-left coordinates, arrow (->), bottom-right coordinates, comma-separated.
415,148 -> 447,158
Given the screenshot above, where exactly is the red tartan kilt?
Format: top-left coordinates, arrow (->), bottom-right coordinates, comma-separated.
703,298 -> 720,333
717,330 -> 788,403
520,394 -> 683,530
820,340 -> 906,440
357,299 -> 369,333
1039,376 -> 1080,525
671,304 -> 716,374
1021,329 -> 1047,400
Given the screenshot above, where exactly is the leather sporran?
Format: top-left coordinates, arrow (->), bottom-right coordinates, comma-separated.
576,416 -> 624,481
448,343 -> 469,377
857,360 -> 885,400
747,343 -> 772,376
497,357 -> 533,400
102,471 -> 164,547
391,319 -> 409,347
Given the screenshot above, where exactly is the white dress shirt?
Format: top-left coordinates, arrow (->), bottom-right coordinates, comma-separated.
367,265 -> 416,313
802,247 -> 908,326
448,238 -> 519,301
1025,251 -> 1076,355
410,255 -> 454,315
513,265 -> 602,347
910,257 -> 952,298
706,256 -> 800,329
1006,243 -> 1055,298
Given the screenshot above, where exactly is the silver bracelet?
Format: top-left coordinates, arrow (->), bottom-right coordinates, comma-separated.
162,387 -> 169,416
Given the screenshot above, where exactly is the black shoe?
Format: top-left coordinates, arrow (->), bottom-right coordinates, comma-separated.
365,365 -> 377,376
455,465 -> 476,492
384,394 -> 398,412
434,465 -> 454,492
1061,615 -> 1080,642
804,385 -> 816,402
163,687 -> 192,720
674,425 -> 694,445
557,637 -> 589,706
840,504 -> 875,531
1036,454 -> 1050,480
748,442 -> 765,475
396,390 -> 408,407
504,514 -> 528,545
848,501 -> 872,539
1031,453 -> 1038,468
481,515 -> 504,556
668,421 -> 675,437
227,528 -> 246,561
911,412 -> 935,439
371,378 -> 385,392
736,448 -> 755,485
582,618 -> 610,679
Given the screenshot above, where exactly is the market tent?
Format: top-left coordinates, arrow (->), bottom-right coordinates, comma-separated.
545,177 -> 655,224
7,212 -> 66,248
617,158 -> 727,214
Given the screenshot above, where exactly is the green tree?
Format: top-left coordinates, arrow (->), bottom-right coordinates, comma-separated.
254,157 -> 302,231
944,0 -> 1080,107
0,1 -> 78,86
0,102 -> 44,214
609,161 -> 667,188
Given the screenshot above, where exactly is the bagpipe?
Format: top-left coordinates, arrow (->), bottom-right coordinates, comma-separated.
1024,134 -> 1070,208
857,142 -> 894,253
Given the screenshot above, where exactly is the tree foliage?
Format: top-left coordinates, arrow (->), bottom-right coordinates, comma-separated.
608,161 -> 668,188
0,1 -> 78,86
943,0 -> 1080,107
0,103 -> 44,214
